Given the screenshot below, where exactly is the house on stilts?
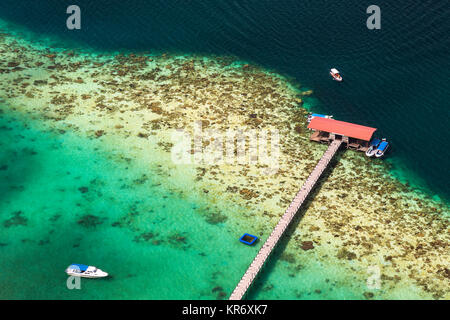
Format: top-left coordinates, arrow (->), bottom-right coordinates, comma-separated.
308,117 -> 377,152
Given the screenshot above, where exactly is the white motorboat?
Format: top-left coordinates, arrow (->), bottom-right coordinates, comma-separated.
375,139 -> 389,158
65,264 -> 108,278
365,138 -> 381,157
330,68 -> 343,81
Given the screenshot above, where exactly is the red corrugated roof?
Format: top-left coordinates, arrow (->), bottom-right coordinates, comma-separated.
308,117 -> 377,141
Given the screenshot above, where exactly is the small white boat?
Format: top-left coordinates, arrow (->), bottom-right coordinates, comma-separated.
375,139 -> 389,158
365,138 -> 381,157
65,264 -> 108,278
330,68 -> 343,82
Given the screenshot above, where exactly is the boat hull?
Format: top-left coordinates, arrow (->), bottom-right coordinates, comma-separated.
375,147 -> 388,158
66,271 -> 108,278
65,265 -> 109,278
330,72 -> 343,81
375,142 -> 389,158
365,147 -> 376,157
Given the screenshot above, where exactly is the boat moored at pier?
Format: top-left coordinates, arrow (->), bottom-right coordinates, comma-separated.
366,138 -> 381,157
307,113 -> 333,123
375,139 -> 389,158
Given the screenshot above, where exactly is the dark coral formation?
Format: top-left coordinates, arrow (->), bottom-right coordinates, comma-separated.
77,214 -> 105,228
3,211 -> 27,227
78,186 -> 89,193
300,241 -> 314,251
336,248 -> 357,260
204,211 -> 228,225
133,231 -> 159,243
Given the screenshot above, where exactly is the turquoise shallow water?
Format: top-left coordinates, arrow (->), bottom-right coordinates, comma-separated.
0,112 -> 259,299
0,112 -> 431,300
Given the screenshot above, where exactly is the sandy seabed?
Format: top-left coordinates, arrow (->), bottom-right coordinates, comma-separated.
0,25 -> 448,299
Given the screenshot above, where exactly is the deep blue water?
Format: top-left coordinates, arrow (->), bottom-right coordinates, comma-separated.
1,0 -> 449,200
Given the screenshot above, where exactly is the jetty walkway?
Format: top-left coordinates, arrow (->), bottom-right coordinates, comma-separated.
229,139 -> 342,300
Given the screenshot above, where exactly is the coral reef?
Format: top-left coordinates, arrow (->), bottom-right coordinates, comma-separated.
0,28 -> 448,299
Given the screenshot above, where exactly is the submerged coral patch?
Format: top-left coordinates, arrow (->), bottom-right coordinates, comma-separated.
204,211 -> 228,225
77,214 -> 105,228
3,211 -> 27,228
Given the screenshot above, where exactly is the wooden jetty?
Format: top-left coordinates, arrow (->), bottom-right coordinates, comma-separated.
229,139 -> 343,300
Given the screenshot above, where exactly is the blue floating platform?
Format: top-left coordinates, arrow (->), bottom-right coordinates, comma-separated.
239,233 -> 258,245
